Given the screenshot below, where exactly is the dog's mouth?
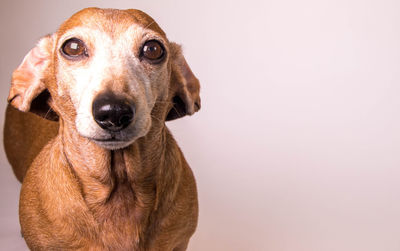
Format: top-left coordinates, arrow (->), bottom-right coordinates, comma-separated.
90,135 -> 119,142
90,136 -> 134,150
87,131 -> 136,149
76,114 -> 150,150
76,106 -> 151,150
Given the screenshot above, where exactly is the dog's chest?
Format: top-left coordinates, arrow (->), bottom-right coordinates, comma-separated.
73,149 -> 158,249
89,182 -> 150,249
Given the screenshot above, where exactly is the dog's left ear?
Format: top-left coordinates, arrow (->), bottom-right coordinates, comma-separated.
166,43 -> 201,121
8,35 -> 58,120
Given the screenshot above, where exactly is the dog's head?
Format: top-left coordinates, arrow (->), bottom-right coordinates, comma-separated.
8,8 -> 200,149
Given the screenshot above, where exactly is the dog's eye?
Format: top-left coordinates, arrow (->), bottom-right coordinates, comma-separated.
61,38 -> 87,58
141,40 -> 165,62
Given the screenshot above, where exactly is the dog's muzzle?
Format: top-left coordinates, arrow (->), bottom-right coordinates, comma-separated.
92,93 -> 135,132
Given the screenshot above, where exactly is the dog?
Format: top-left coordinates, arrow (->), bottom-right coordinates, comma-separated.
4,8 -> 200,250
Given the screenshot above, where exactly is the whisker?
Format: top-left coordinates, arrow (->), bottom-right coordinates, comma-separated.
154,100 -> 173,105
44,107 -> 55,120
151,114 -> 164,124
144,21 -> 155,30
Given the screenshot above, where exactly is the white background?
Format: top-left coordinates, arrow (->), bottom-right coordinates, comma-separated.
1,0 -> 400,250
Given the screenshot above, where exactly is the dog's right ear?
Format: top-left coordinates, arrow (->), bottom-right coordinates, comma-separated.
8,35 -> 58,121
166,43 -> 201,121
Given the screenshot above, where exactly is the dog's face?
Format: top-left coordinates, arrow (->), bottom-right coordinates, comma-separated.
8,8 -> 200,149
56,9 -> 171,149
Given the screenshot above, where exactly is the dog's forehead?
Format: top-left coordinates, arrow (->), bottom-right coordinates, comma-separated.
57,8 -> 166,38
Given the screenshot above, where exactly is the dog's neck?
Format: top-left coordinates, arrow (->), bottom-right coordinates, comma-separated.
58,117 -> 176,225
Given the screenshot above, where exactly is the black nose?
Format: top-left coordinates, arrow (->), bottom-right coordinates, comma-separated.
92,93 -> 135,132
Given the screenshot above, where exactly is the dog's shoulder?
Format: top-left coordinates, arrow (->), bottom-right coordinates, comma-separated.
20,136 -> 97,249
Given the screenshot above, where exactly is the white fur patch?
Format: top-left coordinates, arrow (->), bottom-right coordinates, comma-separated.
56,24 -> 169,149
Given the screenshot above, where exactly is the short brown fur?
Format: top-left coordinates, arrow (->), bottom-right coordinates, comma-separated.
4,8 -> 200,250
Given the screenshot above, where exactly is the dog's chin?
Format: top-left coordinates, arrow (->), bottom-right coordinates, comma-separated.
83,126 -> 150,150
92,139 -> 135,150
77,129 -> 137,150
77,116 -> 152,150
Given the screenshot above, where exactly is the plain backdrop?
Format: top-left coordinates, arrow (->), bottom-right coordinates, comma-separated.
1,0 -> 400,250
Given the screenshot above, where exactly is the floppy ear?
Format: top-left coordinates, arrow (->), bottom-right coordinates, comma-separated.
8,35 -> 58,121
166,43 -> 201,121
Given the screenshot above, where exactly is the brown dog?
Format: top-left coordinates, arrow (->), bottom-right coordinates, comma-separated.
4,8 -> 200,250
